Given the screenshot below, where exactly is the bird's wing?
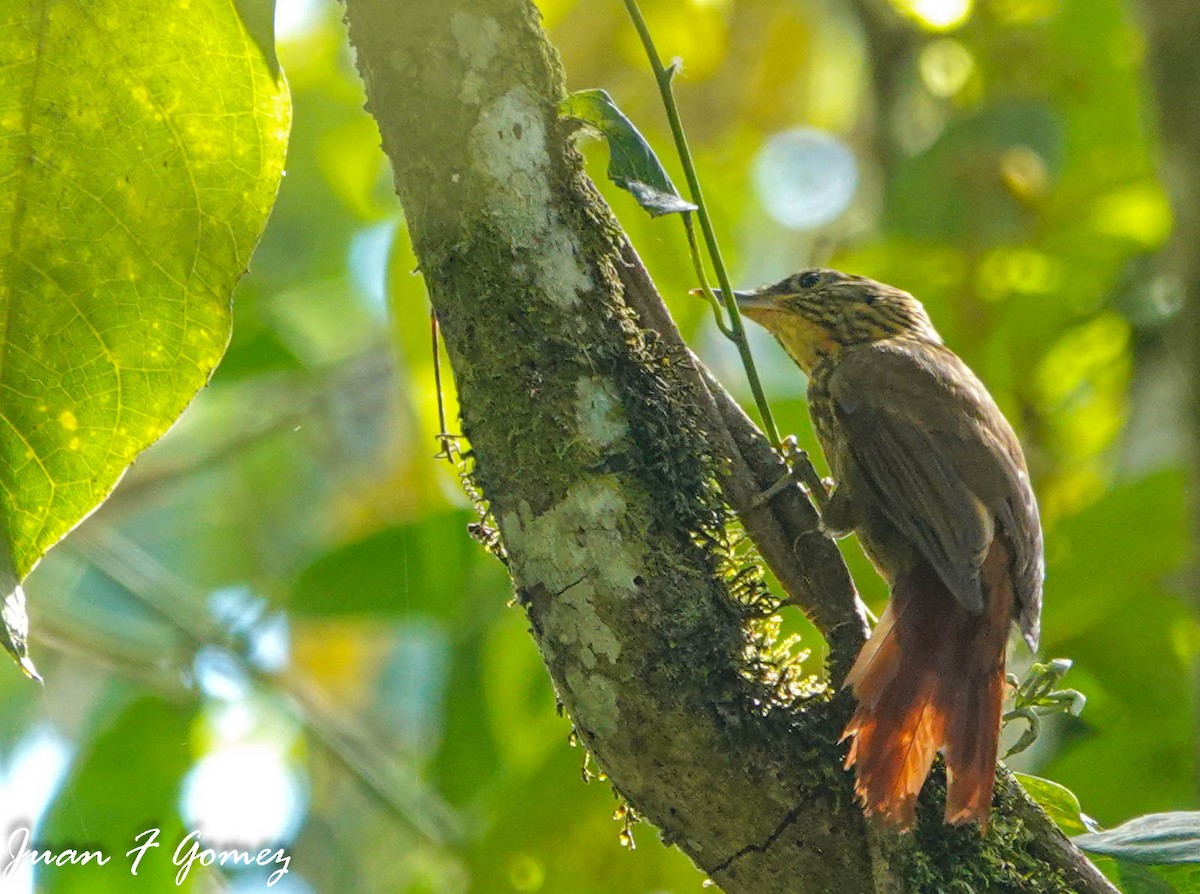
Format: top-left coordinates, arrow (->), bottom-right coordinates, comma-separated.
827,341 -> 1043,641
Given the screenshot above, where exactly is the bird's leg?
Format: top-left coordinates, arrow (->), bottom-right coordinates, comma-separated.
749,437 -> 861,542
750,436 -> 836,517
749,435 -> 806,509
818,482 -> 855,537
748,469 -> 799,509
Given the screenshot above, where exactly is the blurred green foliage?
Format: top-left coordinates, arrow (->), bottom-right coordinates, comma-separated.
0,0 -> 1195,892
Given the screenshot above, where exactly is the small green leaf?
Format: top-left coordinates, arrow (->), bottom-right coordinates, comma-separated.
1075,813 -> 1200,865
1015,772 -> 1092,836
1004,707 -> 1040,758
559,89 -> 697,217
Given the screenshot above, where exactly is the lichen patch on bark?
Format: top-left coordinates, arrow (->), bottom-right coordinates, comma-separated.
450,12 -> 500,103
575,376 -> 628,451
501,475 -> 641,641
566,666 -> 619,738
468,85 -> 594,306
451,12 -> 501,69
499,475 -> 647,737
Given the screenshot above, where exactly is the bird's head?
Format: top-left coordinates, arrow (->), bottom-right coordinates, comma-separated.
711,268 -> 942,373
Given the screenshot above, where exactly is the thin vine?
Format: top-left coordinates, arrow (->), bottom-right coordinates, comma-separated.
619,0 -> 782,446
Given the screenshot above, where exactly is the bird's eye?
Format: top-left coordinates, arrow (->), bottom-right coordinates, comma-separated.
797,271 -> 821,289
863,292 -> 880,305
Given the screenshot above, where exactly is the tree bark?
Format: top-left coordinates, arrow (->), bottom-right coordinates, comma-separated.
342,1 -> 1118,891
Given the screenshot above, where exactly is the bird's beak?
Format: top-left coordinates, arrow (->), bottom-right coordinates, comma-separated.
730,288 -> 779,311
688,284 -> 788,311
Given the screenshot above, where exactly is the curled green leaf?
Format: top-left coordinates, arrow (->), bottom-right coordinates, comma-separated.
559,89 -> 697,217
1003,659 -> 1085,755
1003,707 -> 1040,758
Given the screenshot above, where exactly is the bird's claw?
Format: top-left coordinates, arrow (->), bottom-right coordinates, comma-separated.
749,472 -> 796,509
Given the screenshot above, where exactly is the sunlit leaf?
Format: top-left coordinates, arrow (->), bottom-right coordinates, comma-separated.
0,0 -> 290,663
559,89 -> 696,217
1015,772 -> 1092,836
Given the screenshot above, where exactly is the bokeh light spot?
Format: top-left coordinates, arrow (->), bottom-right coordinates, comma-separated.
752,128 -> 858,231
349,220 -> 398,318
508,854 -> 546,892
194,646 -> 250,701
1091,183 -> 1173,247
977,246 -> 1062,298
919,39 -> 975,97
891,0 -> 973,31
1000,145 -> 1050,201
0,728 -> 73,894
0,727 -> 72,828
274,0 -> 324,42
181,744 -> 306,844
991,0 -> 1059,25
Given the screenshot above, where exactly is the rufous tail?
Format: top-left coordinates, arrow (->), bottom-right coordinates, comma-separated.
841,539 -> 1015,831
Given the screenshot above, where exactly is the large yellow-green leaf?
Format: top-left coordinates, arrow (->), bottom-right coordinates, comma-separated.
0,0 -> 290,671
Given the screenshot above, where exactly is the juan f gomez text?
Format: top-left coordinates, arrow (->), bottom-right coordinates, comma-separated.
2,826 -> 291,887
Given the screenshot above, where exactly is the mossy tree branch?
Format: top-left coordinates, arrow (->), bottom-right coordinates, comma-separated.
342,2 -> 1117,891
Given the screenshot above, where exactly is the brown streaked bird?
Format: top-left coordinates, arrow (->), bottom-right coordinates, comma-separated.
724,268 -> 1043,831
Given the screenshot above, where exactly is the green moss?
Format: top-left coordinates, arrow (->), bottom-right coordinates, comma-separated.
898,769 -> 1075,894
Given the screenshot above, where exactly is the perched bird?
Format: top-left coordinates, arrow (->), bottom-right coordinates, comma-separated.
725,268 -> 1043,831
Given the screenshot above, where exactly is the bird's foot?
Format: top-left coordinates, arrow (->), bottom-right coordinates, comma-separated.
778,435 -> 832,508
748,435 -> 834,511
749,472 -> 796,509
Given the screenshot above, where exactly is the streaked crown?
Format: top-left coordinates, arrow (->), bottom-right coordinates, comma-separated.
736,268 -> 941,346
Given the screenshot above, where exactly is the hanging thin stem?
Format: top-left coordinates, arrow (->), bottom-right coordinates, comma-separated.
683,215 -> 735,339
431,309 -> 453,459
620,0 -> 781,446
